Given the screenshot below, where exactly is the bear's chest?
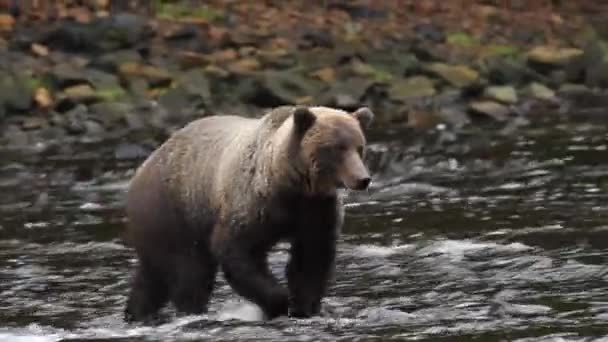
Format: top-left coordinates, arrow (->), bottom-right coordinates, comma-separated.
261,192 -> 340,236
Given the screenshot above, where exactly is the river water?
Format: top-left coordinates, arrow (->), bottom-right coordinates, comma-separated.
1,117 -> 607,341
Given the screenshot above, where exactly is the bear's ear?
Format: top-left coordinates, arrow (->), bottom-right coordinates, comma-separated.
293,106 -> 316,135
351,107 -> 374,129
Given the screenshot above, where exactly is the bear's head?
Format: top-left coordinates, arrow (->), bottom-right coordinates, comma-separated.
290,106 -> 374,195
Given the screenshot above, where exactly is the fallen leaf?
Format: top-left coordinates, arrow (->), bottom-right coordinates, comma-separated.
34,87 -> 53,109
0,14 -> 15,33
31,43 -> 49,57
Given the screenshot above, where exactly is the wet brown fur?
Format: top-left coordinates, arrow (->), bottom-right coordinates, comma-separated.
123,105 -> 373,323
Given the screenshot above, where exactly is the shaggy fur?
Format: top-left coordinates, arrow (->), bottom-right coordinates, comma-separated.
123,105 -> 374,323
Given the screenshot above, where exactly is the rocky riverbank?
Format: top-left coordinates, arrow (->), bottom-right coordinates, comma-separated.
1,1 -> 608,154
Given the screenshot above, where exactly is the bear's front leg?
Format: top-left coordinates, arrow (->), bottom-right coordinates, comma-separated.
286,229 -> 337,318
218,242 -> 289,320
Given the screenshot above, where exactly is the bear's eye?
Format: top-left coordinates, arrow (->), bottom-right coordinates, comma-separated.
336,144 -> 348,152
357,146 -> 364,157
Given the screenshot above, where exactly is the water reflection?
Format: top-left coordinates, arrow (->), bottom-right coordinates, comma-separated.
1,120 -> 607,341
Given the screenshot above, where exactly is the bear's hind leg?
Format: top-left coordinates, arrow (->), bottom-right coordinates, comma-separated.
124,261 -> 170,323
170,252 -> 218,316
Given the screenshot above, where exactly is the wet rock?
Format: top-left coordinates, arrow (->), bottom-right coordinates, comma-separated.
427,63 -> 479,88
310,67 -> 336,83
90,50 -> 142,73
0,72 -> 33,112
483,85 -> 518,104
21,117 -> 47,130
158,87 -> 196,120
388,76 -> 436,101
300,29 -> 333,49
204,64 -> 230,78
179,70 -> 212,105
320,78 -> 374,110
124,111 -> 146,131
64,104 -> 89,135
557,83 -> 593,98
62,84 -> 99,103
582,39 -> 608,88
255,71 -> 322,106
484,56 -> 548,86
437,105 -> 472,128
413,23 -> 445,43
522,82 -> 557,102
258,48 -> 294,69
40,13 -> 152,53
527,46 -> 584,67
83,119 -> 105,136
3,124 -> 28,146
469,100 -> 511,121
86,69 -> 121,90
89,102 -> 133,128
51,63 -> 90,88
227,57 -> 262,75
118,62 -> 172,88
407,109 -> 442,129
327,2 -> 388,19
115,142 -> 148,160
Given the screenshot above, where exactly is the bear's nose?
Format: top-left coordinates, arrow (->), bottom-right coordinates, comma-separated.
357,177 -> 371,190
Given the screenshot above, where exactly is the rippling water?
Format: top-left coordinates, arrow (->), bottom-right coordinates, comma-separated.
1,119 -> 608,341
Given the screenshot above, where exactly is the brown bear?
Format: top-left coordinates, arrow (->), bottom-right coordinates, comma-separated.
123,105 -> 374,323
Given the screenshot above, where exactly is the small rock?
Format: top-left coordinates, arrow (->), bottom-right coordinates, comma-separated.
469,100 -> 511,121
257,71 -> 322,106
83,120 -> 105,136
437,106 -> 472,128
310,67 -> 336,83
118,62 -> 172,87
300,29 -> 333,49
350,59 -> 377,77
527,46 -> 584,66
64,104 -> 88,134
90,50 -> 142,73
86,69 -> 121,89
179,69 -> 212,105
333,94 -> 359,108
177,51 -> 209,69
0,73 -> 33,112
582,39 -> 608,88
89,102 -> 133,128
204,64 -> 230,78
3,124 -> 28,146
319,78 -> 374,109
63,84 -> 98,103
124,111 -> 145,131
522,82 -> 557,102
207,49 -> 238,64
484,56 -> 547,85
22,117 -> 47,130
51,63 -> 90,88
427,63 -> 479,88
407,110 -> 442,129
115,143 -> 148,160
227,58 -> 262,75
413,23 -> 445,43
41,13 -> 151,53
158,87 -> 196,121
389,76 -> 436,101
484,85 -> 518,104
